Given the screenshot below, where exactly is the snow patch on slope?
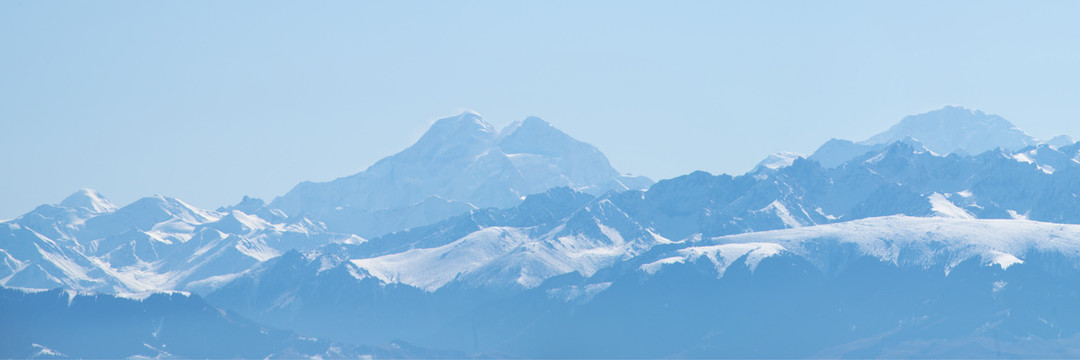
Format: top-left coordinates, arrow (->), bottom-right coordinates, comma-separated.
352,227 -> 529,291
60,189 -> 118,214
643,216 -> 1079,277
984,250 -> 1024,270
758,201 -> 804,228
929,193 -> 975,219
704,216 -> 1074,273
754,152 -> 806,171
641,243 -> 785,276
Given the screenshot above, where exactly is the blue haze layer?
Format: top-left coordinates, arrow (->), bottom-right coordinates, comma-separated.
2,1 -> 1080,219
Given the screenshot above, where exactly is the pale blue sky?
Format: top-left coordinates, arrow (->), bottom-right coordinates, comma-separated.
2,1 -> 1079,219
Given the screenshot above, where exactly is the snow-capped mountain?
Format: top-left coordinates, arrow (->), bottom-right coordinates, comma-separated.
8,106 -> 1080,358
520,216 -> 1080,358
208,215 -> 1080,357
11,107 -> 1071,298
205,129 -> 1080,356
752,151 -> 806,172
865,105 -> 1038,154
809,105 -> 1070,168
269,112 -> 652,238
0,112 -> 653,294
352,191 -> 670,291
0,190 -> 360,293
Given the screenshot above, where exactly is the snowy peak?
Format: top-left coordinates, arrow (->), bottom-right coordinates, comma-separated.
497,115 -> 621,186
869,138 -> 931,160
430,111 -> 496,136
643,216 -> 1077,278
78,195 -> 220,241
204,210 -> 269,235
407,111 -> 495,151
863,105 -> 1037,155
120,195 -> 218,224
499,116 -> 552,137
753,151 -> 806,172
810,106 -> 1037,168
498,116 -> 598,157
377,111 -> 499,170
59,189 -> 117,214
269,112 -> 651,238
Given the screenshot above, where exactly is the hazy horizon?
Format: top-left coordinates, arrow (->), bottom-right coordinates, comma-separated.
3,1 -> 1079,219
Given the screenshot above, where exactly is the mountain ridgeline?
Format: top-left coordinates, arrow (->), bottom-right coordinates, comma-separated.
5,106 -> 1080,358
269,112 -> 652,238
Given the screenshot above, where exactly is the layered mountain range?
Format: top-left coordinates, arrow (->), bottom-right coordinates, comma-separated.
4,106 -> 1080,358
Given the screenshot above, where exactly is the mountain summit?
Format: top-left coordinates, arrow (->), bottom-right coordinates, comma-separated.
269,112 -> 651,237
59,189 -> 117,214
863,105 -> 1038,155
7,106 -> 1080,358
810,106 -> 1047,167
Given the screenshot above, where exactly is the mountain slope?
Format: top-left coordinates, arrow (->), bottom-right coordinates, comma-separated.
9,132 -> 1080,296
0,287 -> 458,359
213,136 -> 1080,297
208,216 -> 1080,358
8,106 -> 1080,358
205,135 -> 1080,355
0,191 -> 361,293
865,105 -> 1038,154
810,106 -> 1044,168
269,112 -> 651,238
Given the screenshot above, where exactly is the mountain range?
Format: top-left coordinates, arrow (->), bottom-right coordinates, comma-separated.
0,287 -> 463,359
4,106 -> 1080,358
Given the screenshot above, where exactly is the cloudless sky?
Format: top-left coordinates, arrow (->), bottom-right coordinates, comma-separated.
2,1 -> 1079,219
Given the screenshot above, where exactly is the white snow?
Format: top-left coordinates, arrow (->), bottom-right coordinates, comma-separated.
184,272 -> 246,292
269,111 -> 652,241
34,242 -> 96,285
641,243 -> 785,276
1011,152 -> 1035,164
815,207 -> 839,221
32,343 -> 65,357
1010,152 -> 1055,174
63,289 -> 95,306
351,211 -> 666,291
861,106 -> 1038,155
0,190 -> 359,294
234,237 -> 282,262
114,290 -> 191,301
984,250 -> 1024,270
60,189 -> 118,214
929,193 -> 975,219
758,200 -> 804,228
753,151 -> 806,171
640,256 -> 690,274
640,216 -> 1080,277
694,216 -> 1080,274
596,223 -> 625,246
992,280 -> 1007,293
352,227 -> 531,291
1007,210 -> 1029,220
863,152 -> 887,165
